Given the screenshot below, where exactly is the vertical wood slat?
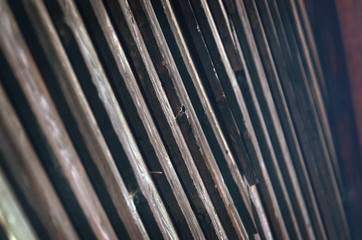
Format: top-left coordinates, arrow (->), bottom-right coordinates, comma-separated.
185,0 -> 303,238
268,0 -> 350,239
204,0 -> 313,238
241,1 -> 316,239
285,0 -> 341,191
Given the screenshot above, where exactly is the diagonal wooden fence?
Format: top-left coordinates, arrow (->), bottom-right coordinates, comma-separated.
0,0 -> 351,239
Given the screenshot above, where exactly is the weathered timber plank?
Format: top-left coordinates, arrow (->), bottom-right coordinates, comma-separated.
221,0 -> 306,238
104,0 -> 228,238
170,0 -> 256,188
186,0 -> 303,238
152,0 -> 257,235
132,1 -> 252,238
0,82 -> 79,240
235,0 -> 316,239
249,186 -> 272,240
0,2 -> 118,239
41,0 -> 178,238
285,0 -> 342,193
131,0 -> 251,238
14,0 -> 149,238
72,0 -> 205,238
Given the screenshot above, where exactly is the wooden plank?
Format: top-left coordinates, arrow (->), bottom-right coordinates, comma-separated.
104,0 -> 228,238
40,0 -> 178,238
71,0 -> 205,238
265,0 -> 350,238
172,0 -> 290,238
14,0 -> 149,239
294,0 -> 330,106
0,1 -> 118,239
0,0 -> 353,239
249,186 -> 272,240
284,0 -> 342,193
0,82 -> 79,240
152,0 -> 257,235
170,0 -> 257,186
185,0 -> 302,238
253,1 -> 327,239
237,1 -> 317,239
130,0 -> 251,238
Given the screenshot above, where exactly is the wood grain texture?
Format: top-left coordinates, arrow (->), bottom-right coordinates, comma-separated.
0,1 -> 118,239
41,0 -> 178,238
105,0 -> 228,238
16,0 -> 150,238
0,82 -> 79,240
72,0 -> 204,238
0,0 -> 353,239
153,0 -> 257,235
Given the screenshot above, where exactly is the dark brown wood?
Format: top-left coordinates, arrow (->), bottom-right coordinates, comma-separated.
104,0 -> 229,238
286,0 -> 341,190
183,0 -> 301,238
208,1 -> 312,238
0,0 -> 354,239
131,0 -> 251,238
238,0 -> 317,239
252,1 -> 328,239
153,0 -> 257,235
70,0 -> 205,238
263,0 -> 350,238
170,0 -> 257,186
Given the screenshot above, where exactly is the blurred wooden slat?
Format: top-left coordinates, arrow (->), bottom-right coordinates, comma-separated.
267,0 -> 350,238
0,167 -> 38,240
0,1 -> 118,239
0,82 -> 79,240
252,1 -> 327,239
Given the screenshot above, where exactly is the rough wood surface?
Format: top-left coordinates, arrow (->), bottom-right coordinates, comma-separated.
0,1 -> 118,239
0,0 -> 354,238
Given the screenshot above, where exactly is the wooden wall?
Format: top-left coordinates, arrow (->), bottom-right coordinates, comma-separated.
0,0 -> 357,239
